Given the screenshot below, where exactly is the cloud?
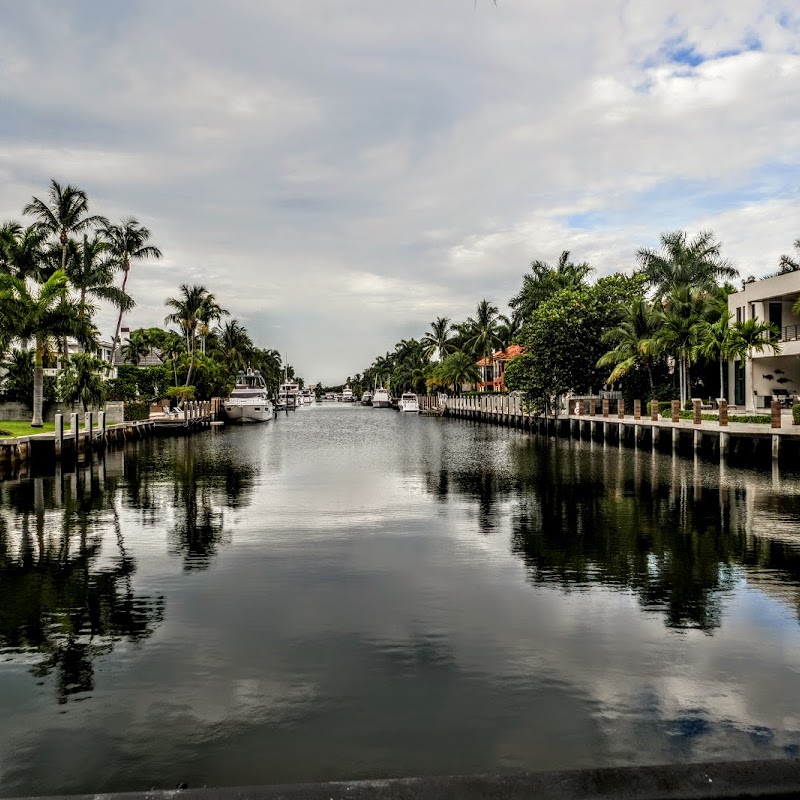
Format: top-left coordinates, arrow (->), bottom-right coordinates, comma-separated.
1,1 -> 799,381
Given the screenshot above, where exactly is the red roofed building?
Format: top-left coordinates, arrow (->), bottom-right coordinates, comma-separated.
476,345 -> 526,392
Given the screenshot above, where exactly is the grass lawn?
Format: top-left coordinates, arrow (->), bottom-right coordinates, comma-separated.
0,420 -> 84,438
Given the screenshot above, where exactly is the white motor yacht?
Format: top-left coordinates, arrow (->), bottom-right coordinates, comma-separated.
278,381 -> 300,410
223,369 -> 274,423
342,386 -> 354,402
361,391 -> 373,406
372,386 -> 390,408
399,392 -> 420,413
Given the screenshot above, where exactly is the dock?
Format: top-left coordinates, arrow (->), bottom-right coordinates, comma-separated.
443,395 -> 800,461
0,400 -> 218,478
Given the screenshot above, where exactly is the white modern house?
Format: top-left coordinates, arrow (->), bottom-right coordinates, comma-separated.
727,271 -> 800,411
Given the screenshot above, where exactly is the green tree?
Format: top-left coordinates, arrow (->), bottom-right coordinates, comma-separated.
597,298 -> 660,389
421,317 -> 455,360
464,299 -> 501,361
637,230 -> 737,299
164,284 -> 218,387
0,270 -> 97,426
695,310 -> 736,402
216,319 -> 254,372
435,351 -> 479,396
101,217 -> 162,373
59,353 -> 107,411
509,250 -> 593,320
779,239 -> 800,274
729,319 -> 782,412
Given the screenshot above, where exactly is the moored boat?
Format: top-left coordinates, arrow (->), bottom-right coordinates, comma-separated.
398,392 -> 420,413
223,369 -> 274,423
361,391 -> 373,406
342,386 -> 354,402
372,386 -> 390,408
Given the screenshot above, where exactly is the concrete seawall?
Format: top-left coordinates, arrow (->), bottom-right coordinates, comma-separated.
9,759 -> 800,800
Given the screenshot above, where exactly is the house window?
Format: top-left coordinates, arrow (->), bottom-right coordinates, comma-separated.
750,303 -> 756,320
736,307 -> 743,323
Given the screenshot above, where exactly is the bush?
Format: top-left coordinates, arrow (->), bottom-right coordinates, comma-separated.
793,404 -> 800,425
124,402 -> 150,421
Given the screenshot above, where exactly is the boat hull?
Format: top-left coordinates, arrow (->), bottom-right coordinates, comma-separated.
222,402 -> 274,423
372,400 -> 391,408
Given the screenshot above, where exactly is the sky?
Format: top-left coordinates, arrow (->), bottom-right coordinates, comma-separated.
1,1 -> 799,384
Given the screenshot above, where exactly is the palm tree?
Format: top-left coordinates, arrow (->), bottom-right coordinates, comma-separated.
59,353 -> 107,412
0,222 -> 49,281
217,320 -> 254,372
196,295 -> 228,356
464,299 -> 501,361
729,319 -> 782,412
495,311 -> 522,351
0,270 -> 97,426
637,230 -> 738,299
164,285 -> 220,386
122,329 -> 154,365
509,251 -> 593,320
695,310 -> 735,402
23,180 -> 107,276
101,217 -> 162,373
436,351 -> 480,396
779,239 -> 800,273
597,298 -> 660,389
421,317 -> 455,361
66,234 -> 134,321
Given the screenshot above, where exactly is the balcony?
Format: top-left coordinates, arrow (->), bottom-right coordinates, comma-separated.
781,324 -> 800,342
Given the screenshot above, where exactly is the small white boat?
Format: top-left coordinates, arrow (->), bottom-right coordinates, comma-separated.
342,386 -> 354,402
361,391 -> 373,406
299,389 -> 314,405
372,386 -> 390,408
223,369 -> 274,423
399,392 -> 420,413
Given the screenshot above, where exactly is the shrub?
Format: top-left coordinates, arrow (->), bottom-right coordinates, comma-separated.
793,404 -> 800,425
124,402 -> 150,421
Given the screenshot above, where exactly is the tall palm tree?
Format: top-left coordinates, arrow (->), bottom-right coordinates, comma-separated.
695,310 -> 735,402
196,295 -> 228,356
421,317 -> 454,361
509,250 -> 593,320
637,230 -> 738,299
66,234 -> 134,321
0,222 -> 49,281
465,299 -> 501,361
597,298 -> 660,389
23,180 -> 107,276
729,319 -> 782,412
101,217 -> 162,372
0,270 -> 97,426
122,329 -> 155,365
164,285 -> 219,387
217,320 -> 254,372
495,311 -> 522,351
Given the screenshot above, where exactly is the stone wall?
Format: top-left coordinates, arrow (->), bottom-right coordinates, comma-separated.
0,400 -> 124,424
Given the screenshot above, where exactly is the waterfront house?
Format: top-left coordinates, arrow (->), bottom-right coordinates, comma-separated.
476,345 -> 525,393
727,271 -> 800,411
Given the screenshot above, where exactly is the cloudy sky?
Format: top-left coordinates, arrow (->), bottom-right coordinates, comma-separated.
1,1 -> 799,383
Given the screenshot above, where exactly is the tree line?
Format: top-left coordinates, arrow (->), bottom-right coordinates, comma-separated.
352,231 -> 800,412
0,179 -> 287,426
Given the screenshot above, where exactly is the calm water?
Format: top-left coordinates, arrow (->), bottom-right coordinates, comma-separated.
1,404 -> 800,796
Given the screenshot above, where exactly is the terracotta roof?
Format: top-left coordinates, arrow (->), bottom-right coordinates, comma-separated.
493,344 -> 525,360
476,356 -> 492,366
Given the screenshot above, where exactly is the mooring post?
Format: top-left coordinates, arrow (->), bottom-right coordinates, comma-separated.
618,399 -> 625,419
672,427 -> 679,451
693,399 -> 702,425
650,399 -> 659,422
693,429 -> 701,451
720,431 -> 729,455
589,398 -> 596,417
671,400 -> 680,424
634,399 -> 641,420
85,411 -> 94,450
98,411 -> 106,442
771,400 -> 781,429
719,399 -> 728,427
772,434 -> 780,460
602,399 -> 609,418
54,413 -> 64,458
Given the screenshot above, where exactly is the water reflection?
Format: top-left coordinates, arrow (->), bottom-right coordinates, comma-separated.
424,432 -> 800,631
0,471 -> 164,704
122,437 -> 257,570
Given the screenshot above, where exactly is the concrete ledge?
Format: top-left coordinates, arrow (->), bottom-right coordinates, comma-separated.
10,760 -> 800,800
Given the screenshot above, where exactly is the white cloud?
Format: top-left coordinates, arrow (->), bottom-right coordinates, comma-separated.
1,1 -> 799,381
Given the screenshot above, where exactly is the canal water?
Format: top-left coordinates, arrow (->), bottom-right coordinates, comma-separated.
1,404 -> 799,796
